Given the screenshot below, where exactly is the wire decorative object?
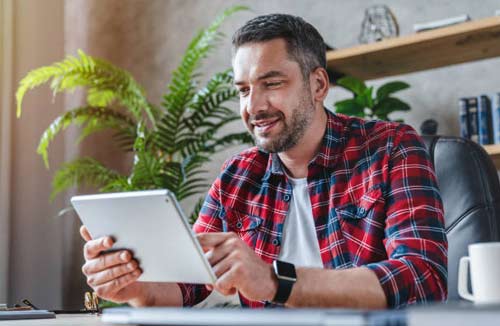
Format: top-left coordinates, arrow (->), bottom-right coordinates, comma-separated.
359,5 -> 399,44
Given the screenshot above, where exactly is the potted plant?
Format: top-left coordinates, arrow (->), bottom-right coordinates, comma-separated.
16,5 -> 252,223
334,76 -> 410,121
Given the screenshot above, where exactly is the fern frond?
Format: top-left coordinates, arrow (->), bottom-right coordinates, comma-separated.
158,6 -> 247,155
17,50 -> 155,124
182,70 -> 238,132
128,151 -> 164,189
205,132 -> 254,153
37,106 -> 135,168
87,88 -> 116,107
182,154 -> 210,175
177,114 -> 241,158
177,182 -> 210,201
51,157 -> 123,200
188,196 -> 206,224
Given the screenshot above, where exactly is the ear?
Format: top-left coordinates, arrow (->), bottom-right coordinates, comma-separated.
309,67 -> 330,102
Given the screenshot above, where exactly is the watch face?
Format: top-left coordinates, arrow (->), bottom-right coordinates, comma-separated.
276,260 -> 297,279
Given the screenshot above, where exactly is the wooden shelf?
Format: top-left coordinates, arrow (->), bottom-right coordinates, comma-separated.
483,144 -> 500,169
327,16 -> 500,81
483,144 -> 500,156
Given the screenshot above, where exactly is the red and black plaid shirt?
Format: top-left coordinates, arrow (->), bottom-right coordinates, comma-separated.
180,109 -> 447,308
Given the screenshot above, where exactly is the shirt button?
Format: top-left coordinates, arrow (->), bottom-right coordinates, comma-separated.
236,221 -> 243,229
283,194 -> 291,202
358,208 -> 366,215
272,239 -> 280,246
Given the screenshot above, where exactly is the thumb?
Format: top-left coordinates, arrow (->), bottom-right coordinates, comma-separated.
80,225 -> 92,242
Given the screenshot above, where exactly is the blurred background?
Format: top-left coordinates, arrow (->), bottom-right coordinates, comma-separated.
1,0 -> 499,309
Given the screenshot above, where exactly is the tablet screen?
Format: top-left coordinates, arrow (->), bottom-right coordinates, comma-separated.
71,189 -> 216,284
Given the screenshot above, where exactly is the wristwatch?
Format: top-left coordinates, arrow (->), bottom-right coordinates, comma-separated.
272,260 -> 297,304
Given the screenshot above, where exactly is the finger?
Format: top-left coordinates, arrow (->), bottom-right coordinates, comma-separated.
211,253 -> 234,279
80,225 -> 92,242
83,236 -> 114,260
93,269 -> 142,299
205,284 -> 214,291
205,237 -> 239,266
224,287 -> 237,296
214,266 -> 239,296
197,232 -> 235,250
82,250 -> 132,274
87,260 -> 139,287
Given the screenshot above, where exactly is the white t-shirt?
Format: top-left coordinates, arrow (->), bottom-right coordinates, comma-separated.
278,175 -> 323,268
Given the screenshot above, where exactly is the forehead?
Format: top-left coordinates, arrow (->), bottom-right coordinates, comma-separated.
232,38 -> 300,82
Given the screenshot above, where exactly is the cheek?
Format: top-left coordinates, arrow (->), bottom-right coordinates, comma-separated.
240,104 -> 250,125
267,91 -> 289,116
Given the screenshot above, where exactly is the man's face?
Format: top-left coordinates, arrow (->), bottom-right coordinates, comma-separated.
233,39 -> 315,153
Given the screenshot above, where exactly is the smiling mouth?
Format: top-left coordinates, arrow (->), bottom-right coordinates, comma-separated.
252,117 -> 281,134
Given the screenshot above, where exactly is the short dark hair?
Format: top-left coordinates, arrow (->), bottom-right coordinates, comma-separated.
232,14 -> 326,80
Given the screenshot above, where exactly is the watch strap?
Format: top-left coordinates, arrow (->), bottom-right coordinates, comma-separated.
273,277 -> 295,304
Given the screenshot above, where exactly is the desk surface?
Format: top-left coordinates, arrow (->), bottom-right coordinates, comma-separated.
4,304 -> 500,326
4,314 -> 108,326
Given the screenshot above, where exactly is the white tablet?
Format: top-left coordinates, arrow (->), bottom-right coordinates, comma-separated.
71,189 -> 216,284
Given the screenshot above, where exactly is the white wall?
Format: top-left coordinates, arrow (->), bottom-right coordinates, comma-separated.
7,0 -> 66,308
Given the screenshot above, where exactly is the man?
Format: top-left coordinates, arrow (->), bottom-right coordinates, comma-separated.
80,14 -> 447,309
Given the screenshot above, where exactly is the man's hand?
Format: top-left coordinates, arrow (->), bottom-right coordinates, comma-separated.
80,226 -> 149,306
197,232 -> 278,301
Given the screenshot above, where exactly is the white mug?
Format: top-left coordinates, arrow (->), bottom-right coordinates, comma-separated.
458,242 -> 500,304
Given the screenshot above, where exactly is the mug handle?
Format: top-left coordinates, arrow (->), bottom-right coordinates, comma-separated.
458,256 -> 474,301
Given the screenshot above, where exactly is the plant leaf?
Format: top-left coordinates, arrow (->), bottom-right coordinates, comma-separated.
37,106 -> 135,168
51,157 -> 123,200
373,97 -> 411,120
336,76 -> 367,96
159,6 -> 247,157
361,86 -> 374,108
376,81 -> 410,101
188,196 -> 205,225
16,49 -> 156,124
334,98 -> 365,117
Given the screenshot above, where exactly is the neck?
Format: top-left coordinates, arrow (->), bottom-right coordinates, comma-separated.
278,106 -> 327,178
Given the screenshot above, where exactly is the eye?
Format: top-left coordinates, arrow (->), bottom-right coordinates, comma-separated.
237,87 -> 250,97
265,81 -> 283,88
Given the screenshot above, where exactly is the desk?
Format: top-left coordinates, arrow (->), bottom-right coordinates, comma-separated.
3,304 -> 500,326
4,314 -> 106,326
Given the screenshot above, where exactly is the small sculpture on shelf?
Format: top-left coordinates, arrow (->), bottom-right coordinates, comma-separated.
358,5 -> 399,44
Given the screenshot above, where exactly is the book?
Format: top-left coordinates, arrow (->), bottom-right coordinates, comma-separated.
414,14 -> 471,32
493,93 -> 500,144
459,98 -> 469,139
467,97 -> 479,143
478,95 -> 493,145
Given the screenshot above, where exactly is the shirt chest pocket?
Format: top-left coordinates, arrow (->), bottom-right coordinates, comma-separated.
334,186 -> 387,263
224,209 -> 263,247
335,186 -> 384,220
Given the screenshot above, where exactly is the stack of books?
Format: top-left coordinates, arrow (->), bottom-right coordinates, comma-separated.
459,93 -> 500,145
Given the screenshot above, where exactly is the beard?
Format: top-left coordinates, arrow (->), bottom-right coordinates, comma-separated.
249,89 -> 315,153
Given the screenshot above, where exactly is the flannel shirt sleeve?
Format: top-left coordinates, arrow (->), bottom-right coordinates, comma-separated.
365,124 -> 448,308
177,173 -> 225,307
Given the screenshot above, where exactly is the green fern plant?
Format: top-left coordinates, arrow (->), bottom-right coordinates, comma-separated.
16,5 -> 252,223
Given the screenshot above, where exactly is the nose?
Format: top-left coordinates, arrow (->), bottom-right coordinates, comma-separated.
245,88 -> 268,116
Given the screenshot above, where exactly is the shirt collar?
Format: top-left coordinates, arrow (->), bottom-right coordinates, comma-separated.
261,108 -> 346,181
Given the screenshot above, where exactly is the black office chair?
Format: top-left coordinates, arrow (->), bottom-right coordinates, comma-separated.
422,135 -> 500,301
